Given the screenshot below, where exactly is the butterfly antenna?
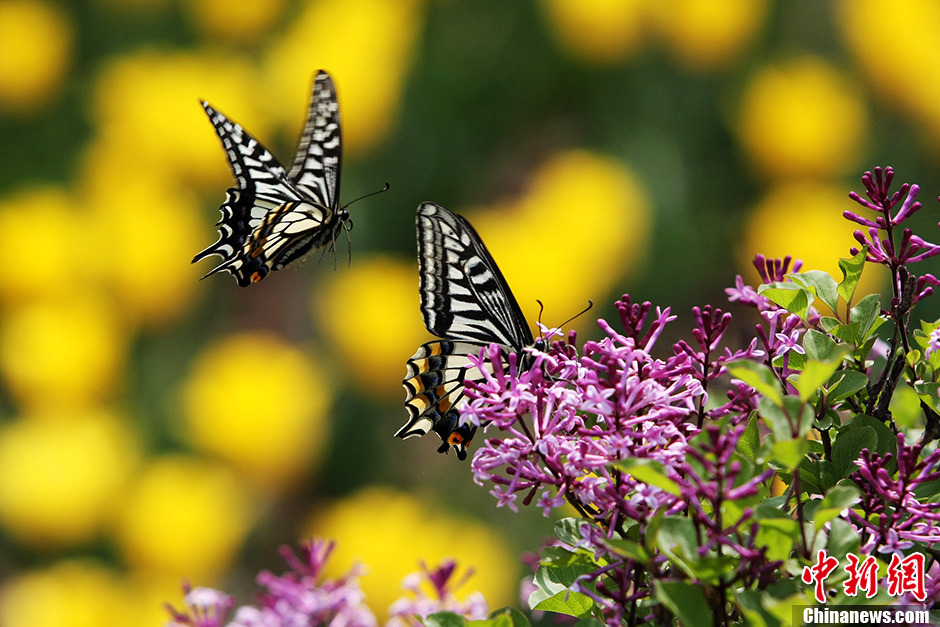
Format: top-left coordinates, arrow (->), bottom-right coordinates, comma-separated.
560,300 -> 594,329
340,182 -> 390,210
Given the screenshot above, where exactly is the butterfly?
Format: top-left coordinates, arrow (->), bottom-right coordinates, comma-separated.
193,70 -> 348,286
397,202 -> 538,460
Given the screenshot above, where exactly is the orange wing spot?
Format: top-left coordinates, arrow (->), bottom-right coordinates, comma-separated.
428,344 -> 444,357
250,271 -> 263,283
435,386 -> 451,412
250,239 -> 267,258
448,432 -> 468,446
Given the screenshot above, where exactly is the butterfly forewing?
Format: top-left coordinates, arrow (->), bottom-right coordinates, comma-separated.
399,202 -> 534,459
416,203 -> 533,347
289,70 -> 341,209
193,69 -> 347,286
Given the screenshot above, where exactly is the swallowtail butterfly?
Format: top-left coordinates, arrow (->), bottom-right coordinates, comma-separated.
397,202 -> 538,460
193,70 -> 349,286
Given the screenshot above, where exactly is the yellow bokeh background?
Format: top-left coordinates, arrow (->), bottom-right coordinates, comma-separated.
0,0 -> 932,624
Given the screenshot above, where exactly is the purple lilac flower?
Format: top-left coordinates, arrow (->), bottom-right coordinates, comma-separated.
849,434 -> 940,555
927,328 -> 940,358
466,296 -> 704,522
166,584 -> 236,627
387,560 -> 489,626
167,540 -> 378,627
847,166 -> 940,305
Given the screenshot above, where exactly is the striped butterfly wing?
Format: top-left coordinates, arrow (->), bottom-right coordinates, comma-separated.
288,70 -> 341,211
398,202 -> 534,460
193,70 -> 346,286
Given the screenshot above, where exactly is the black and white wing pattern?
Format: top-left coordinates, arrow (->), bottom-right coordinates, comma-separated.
398,202 -> 535,460
193,70 -> 347,286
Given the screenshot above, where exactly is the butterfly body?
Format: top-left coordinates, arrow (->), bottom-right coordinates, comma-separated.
399,202 -> 535,460
194,70 -> 346,286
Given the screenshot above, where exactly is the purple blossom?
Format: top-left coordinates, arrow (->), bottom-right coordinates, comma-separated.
167,541 -> 378,627
928,328 -> 940,358
166,585 -> 236,627
848,434 -> 940,554
387,561 -> 489,626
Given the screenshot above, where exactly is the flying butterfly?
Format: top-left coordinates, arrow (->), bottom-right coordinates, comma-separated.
397,202 -> 540,460
194,70 -> 367,286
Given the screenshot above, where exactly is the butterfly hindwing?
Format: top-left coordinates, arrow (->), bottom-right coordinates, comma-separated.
398,340 -> 489,461
194,70 -> 347,286
399,202 -> 534,459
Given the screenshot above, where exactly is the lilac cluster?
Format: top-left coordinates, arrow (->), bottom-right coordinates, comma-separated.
462,295 -> 783,622
464,297 -> 705,519
846,166 -> 940,306
166,540 -> 377,627
850,433 -> 940,556
387,561 -> 489,626
166,540 -> 493,626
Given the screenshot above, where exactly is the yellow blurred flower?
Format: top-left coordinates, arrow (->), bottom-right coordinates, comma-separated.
0,0 -> 72,113
470,150 -> 651,334
79,155 -> 204,327
306,486 -> 516,620
0,296 -> 126,411
540,0 -> 646,65
645,0 -> 767,72
186,0 -> 286,42
836,0 -> 940,146
182,332 -> 330,485
739,180 -> 885,301
316,255 -> 429,398
90,50 -> 267,193
737,56 -> 868,180
0,411 -> 138,548
0,560 -> 132,627
0,186 -> 92,305
262,0 -> 424,156
115,455 -> 252,582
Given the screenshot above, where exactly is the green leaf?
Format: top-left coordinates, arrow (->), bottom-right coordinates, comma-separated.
529,564 -> 595,618
825,518 -> 861,559
736,413 -> 761,464
729,361 -> 783,406
553,518 -> 584,546
802,330 -> 837,361
831,426 -> 876,478
654,517 -> 699,578
848,294 -> 882,339
481,608 -> 530,627
794,359 -> 842,402
826,370 -> 868,403
425,612 -> 467,627
614,458 -> 681,496
813,485 -> 860,531
793,270 -> 839,312
837,246 -> 868,304
842,414 -> 898,460
759,285 -> 811,319
771,438 -> 810,470
654,581 -> 713,627
603,538 -> 651,563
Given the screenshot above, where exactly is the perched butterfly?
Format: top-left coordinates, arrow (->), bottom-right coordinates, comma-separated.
194,70 -> 350,286
397,202 -> 538,460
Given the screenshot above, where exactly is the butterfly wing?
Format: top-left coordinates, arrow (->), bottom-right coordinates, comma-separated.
398,202 -> 533,458
288,70 -> 341,211
194,85 -> 345,286
416,202 -> 533,347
